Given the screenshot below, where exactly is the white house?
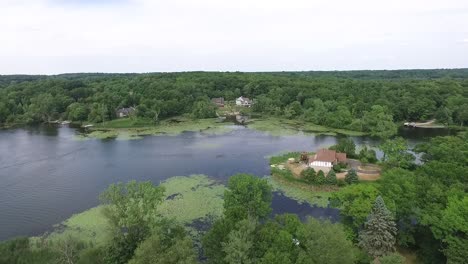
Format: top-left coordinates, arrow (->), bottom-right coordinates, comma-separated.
309,149 -> 347,169
235,96 -> 252,107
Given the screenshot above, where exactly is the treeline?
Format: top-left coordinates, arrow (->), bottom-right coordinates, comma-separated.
1,70 -> 467,136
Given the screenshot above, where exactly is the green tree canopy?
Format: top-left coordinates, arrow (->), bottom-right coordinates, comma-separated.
296,218 -> 357,264
380,137 -> 415,169
358,196 -> 397,259
224,174 -> 272,222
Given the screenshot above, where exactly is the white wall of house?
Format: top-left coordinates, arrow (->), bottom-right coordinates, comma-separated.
309,161 -> 332,167
236,97 -> 251,106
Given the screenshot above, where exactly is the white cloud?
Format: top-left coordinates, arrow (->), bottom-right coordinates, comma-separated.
1,0 -> 467,74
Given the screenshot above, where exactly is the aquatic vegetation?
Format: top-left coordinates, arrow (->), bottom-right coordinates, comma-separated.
33,206 -> 111,246
37,175 -> 225,245
248,118 -> 300,136
158,175 -> 225,224
85,117 -> 235,139
266,175 -> 334,208
72,134 -> 90,141
248,117 -> 366,136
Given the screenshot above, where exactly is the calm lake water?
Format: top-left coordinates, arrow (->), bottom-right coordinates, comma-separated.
0,125 -> 453,241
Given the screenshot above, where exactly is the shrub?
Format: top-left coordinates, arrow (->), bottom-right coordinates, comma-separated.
301,168 -> 317,184
326,170 -> 337,185
359,146 -> 377,164
337,179 -> 346,187
316,170 -> 326,185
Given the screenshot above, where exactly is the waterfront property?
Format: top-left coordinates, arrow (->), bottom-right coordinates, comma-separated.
235,96 -> 252,107
116,107 -> 136,118
308,148 -> 347,172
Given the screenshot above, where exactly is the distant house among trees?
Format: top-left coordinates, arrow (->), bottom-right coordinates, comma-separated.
211,97 -> 225,107
116,107 -> 135,118
235,96 -> 252,107
309,149 -> 347,170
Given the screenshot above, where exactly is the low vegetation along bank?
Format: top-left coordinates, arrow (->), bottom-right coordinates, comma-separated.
74,116 -> 235,140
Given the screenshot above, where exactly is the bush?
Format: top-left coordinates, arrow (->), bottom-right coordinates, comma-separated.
326,170 -> 337,185
333,162 -> 347,172
359,146 -> 377,164
301,168 -> 317,184
316,170 -> 326,185
337,179 -> 346,187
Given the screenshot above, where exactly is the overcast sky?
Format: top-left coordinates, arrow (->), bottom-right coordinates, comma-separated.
1,0 -> 468,74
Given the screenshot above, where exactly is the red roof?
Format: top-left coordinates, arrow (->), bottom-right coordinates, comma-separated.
309,149 -> 347,163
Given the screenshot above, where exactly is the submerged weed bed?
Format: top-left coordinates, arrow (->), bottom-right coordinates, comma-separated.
78,117 -> 235,140
248,117 -> 366,136
267,174 -> 335,208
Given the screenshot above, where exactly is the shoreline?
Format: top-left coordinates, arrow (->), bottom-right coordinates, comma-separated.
77,116 -> 369,140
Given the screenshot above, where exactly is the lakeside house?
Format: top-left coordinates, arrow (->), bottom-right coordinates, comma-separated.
211,97 -> 225,107
308,149 -> 347,170
235,96 -> 252,107
116,107 -> 135,118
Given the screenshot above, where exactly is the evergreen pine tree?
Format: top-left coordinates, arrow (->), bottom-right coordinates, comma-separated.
301,168 -> 317,184
316,170 -> 326,185
358,196 -> 397,259
326,170 -> 337,185
344,169 -> 359,184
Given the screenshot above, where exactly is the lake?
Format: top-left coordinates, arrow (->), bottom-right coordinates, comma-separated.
0,125 -> 453,241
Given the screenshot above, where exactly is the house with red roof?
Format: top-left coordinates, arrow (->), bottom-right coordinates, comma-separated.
308,149 -> 347,169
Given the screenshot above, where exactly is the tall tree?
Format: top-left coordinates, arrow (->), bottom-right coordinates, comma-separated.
344,169 -> 359,184
329,137 -> 356,157
128,223 -> 197,264
380,137 -> 415,169
358,196 -> 397,259
99,181 -> 165,264
224,174 -> 272,222
296,218 -> 357,264
222,218 -> 258,264
362,105 -> 398,138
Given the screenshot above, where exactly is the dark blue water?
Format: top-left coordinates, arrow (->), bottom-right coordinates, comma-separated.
0,125 -> 449,241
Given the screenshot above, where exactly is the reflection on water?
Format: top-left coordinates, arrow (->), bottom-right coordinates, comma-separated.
0,125 -> 449,240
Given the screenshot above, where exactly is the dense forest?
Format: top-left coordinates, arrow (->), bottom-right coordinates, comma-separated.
1,69 -> 467,138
